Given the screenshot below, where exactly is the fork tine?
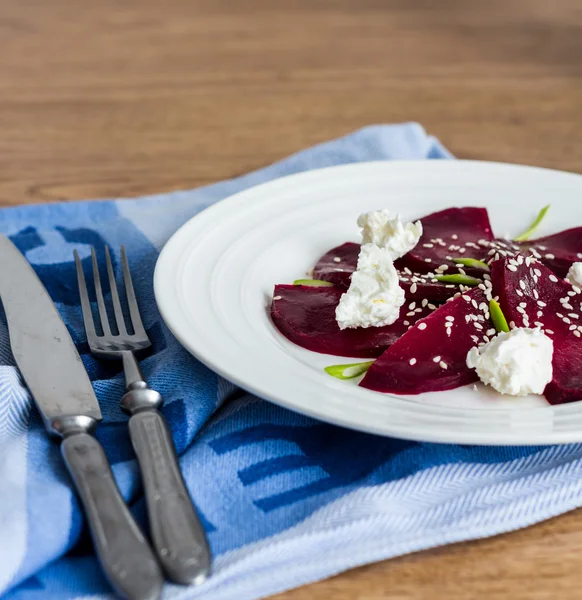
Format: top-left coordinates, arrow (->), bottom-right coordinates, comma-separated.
120,245 -> 146,336
91,246 -> 111,336
74,250 -> 98,340
105,246 -> 127,336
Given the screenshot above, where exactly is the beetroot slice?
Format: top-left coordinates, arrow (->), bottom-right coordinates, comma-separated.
271,284 -> 431,358
395,207 -> 494,275
312,242 -> 358,289
491,258 -> 582,405
360,287 -> 492,394
313,241 -> 462,302
518,228 -> 582,278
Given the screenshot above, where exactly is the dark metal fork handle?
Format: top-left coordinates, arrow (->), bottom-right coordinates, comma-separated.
126,404 -> 211,585
61,432 -> 164,600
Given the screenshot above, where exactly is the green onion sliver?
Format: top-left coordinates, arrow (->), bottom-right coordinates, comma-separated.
435,274 -> 481,286
489,299 -> 509,333
452,257 -> 490,271
513,204 -> 550,242
325,361 -> 374,380
293,279 -> 334,287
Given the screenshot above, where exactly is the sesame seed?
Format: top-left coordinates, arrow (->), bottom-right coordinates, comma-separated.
462,295 -> 471,301
520,280 -> 526,290
569,313 -> 580,319
428,303 -> 437,310
537,311 -> 543,317
474,322 -> 483,330
404,267 -> 412,275
418,322 -> 427,330
425,258 -> 432,263
570,325 -> 577,331
458,268 -> 467,275
516,289 -> 524,297
273,296 -> 282,300
546,329 -> 554,335
410,283 -> 418,294
465,315 -> 472,323
488,249 -> 496,256
479,302 -> 488,312
545,254 -> 555,260
538,245 -> 547,251
446,316 -> 455,322
530,248 -> 542,258
333,268 -> 344,272
549,275 -> 558,283
423,243 -> 434,248
574,286 -> 582,294
439,264 -> 449,271
533,290 -> 539,300
565,303 -> 574,311
415,308 -> 422,313
525,257 -> 532,267
517,306 -> 526,314
486,328 -> 496,336
534,268 -> 541,277
535,321 -> 544,328
409,302 -> 416,310
333,257 -> 341,263
446,255 -> 453,260
407,311 -> 415,317
409,358 -> 417,365
478,284 -> 486,291
433,355 -> 441,363
568,291 -> 577,297
459,248 -> 466,254
477,315 -> 485,322
483,274 -> 491,281
421,298 -> 428,307
471,299 -> 478,309
445,284 -> 455,289
451,234 -> 458,240
558,313 -> 565,318
494,253 -> 501,261
564,317 -> 572,324
575,331 -> 581,338
439,361 -> 448,369
482,336 -> 490,343
446,328 -> 452,336
537,300 -> 546,307
403,320 -> 410,326
519,302 -> 527,308
471,335 -> 479,343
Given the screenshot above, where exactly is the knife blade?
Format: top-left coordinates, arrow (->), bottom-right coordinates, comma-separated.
0,235 -> 164,600
0,234 -> 101,435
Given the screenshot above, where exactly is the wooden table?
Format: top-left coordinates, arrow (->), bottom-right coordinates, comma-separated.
1,0 -> 581,597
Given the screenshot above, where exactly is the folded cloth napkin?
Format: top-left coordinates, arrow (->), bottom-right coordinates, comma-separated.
2,123 -> 582,600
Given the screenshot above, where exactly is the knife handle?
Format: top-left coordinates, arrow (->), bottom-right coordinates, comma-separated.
61,431 -> 164,600
126,402 -> 211,585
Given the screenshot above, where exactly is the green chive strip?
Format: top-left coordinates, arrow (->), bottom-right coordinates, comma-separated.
293,279 -> 334,287
489,299 -> 510,333
435,274 -> 482,286
452,258 -> 490,271
325,361 -> 374,380
513,205 -> 550,242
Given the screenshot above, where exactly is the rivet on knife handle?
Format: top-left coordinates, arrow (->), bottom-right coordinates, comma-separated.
60,425 -> 164,600
123,384 -> 211,585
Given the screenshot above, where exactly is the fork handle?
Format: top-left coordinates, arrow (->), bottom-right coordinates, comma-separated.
61,431 -> 164,600
125,395 -> 211,585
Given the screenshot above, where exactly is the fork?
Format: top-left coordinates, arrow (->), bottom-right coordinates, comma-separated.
74,246 -> 211,586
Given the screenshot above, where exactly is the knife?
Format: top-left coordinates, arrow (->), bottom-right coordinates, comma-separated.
0,235 -> 164,600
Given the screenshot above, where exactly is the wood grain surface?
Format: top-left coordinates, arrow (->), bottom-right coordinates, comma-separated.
1,0 -> 582,598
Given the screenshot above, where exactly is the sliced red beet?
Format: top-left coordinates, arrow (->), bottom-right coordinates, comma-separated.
312,242 -> 358,289
271,284 -> 431,358
518,228 -> 582,278
360,287 -> 492,394
395,207 -> 494,275
313,241 -> 462,302
491,257 -> 582,405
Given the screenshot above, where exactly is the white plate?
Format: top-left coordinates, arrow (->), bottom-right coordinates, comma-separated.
154,160 -> 582,445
